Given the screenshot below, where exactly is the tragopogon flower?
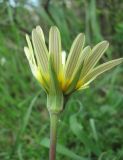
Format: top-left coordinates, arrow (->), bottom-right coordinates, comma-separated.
24,26 -> 123,113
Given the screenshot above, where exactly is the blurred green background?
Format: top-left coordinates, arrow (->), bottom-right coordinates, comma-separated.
0,0 -> 123,159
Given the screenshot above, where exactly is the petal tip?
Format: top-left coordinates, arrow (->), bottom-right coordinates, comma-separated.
26,34 -> 30,42
101,40 -> 109,47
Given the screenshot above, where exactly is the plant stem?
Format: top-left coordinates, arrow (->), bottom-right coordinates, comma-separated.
49,113 -> 58,160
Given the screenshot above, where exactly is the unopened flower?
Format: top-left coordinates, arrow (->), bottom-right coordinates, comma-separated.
24,26 -> 123,113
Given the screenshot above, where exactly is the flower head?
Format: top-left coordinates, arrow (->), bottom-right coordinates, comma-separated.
24,26 -> 123,113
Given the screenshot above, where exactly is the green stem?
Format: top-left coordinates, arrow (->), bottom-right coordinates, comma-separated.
49,113 -> 58,160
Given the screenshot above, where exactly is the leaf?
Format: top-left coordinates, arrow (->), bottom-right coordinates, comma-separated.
40,138 -> 89,160
90,0 -> 103,41
48,5 -> 71,48
9,94 -> 39,158
89,118 -> 98,141
69,114 -> 83,137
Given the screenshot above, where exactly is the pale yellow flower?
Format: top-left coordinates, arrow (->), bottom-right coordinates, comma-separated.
24,26 -> 123,113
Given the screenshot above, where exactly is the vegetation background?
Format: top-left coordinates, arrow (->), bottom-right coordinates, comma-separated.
0,0 -> 123,159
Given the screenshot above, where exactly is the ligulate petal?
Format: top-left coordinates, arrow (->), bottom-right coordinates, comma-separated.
83,47 -> 92,65
24,47 -> 36,75
81,58 -> 123,85
80,41 -> 109,78
76,46 -> 91,74
26,34 -> 36,66
49,26 -> 62,77
64,33 -> 85,82
35,26 -> 45,42
32,28 -> 49,74
24,47 -> 49,93
78,85 -> 89,90
64,46 -> 91,94
65,63 -> 83,95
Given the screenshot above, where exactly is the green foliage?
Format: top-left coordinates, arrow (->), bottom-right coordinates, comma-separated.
0,0 -> 123,159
